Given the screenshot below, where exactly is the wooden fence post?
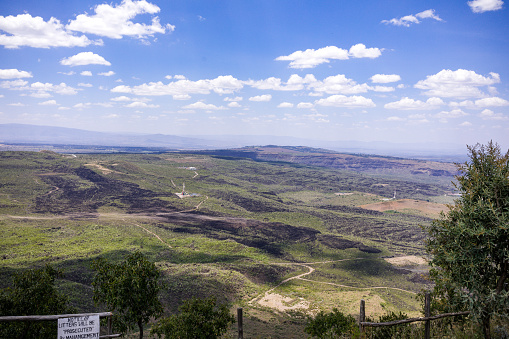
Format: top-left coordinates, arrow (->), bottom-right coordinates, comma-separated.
425,292 -> 431,339
108,314 -> 112,336
237,307 -> 243,339
359,299 -> 365,337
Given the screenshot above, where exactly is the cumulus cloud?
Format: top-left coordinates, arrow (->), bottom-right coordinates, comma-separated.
248,74 -> 317,91
111,75 -> 243,99
275,44 -> 382,69
468,0 -> 504,13
0,79 -> 28,89
370,74 -> 401,83
80,71 -> 92,76
38,100 -> 58,105
111,96 -> 132,101
249,94 -> 272,102
384,97 -> 445,110
479,109 -> 508,120
297,102 -> 314,109
66,0 -> 175,39
415,69 -> 500,99
387,116 -> 405,121
224,96 -> 243,102
125,101 -> 159,108
315,95 -> 376,108
474,97 -> 509,107
0,14 -> 99,49
227,102 -> 241,108
277,102 -> 294,108
30,82 -> 78,95
434,109 -> 468,122
99,71 -> 115,76
182,102 -> 225,110
308,75 -> 364,94
382,9 -> 443,27
0,69 -> 32,79
61,52 -> 111,67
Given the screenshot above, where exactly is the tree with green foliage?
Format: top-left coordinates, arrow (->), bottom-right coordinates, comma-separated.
92,251 -> 163,339
424,141 -> 509,339
151,297 -> 235,339
304,308 -> 357,338
0,265 -> 74,339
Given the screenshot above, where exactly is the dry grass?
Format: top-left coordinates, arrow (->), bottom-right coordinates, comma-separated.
360,198 -> 446,218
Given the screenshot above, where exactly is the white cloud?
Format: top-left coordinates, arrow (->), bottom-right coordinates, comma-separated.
125,101 -> 159,108
99,71 -> 115,76
370,74 -> 401,83
30,82 -> 78,95
8,102 -> 25,106
479,109 -> 508,120
174,75 -> 186,80
78,83 -> 93,87
348,44 -> 382,59
227,102 -> 241,108
111,75 -> 243,98
0,14 -> 99,49
38,100 -> 58,105
474,97 -> 509,107
415,69 -> 500,98
73,103 -> 91,109
66,0 -> 175,39
111,96 -> 132,101
468,0 -> 504,13
249,94 -> 272,102
315,95 -> 376,108
60,52 -> 111,67
297,102 -> 314,109
224,96 -> 243,102
435,109 -> 468,122
309,74 -> 370,95
248,74 -> 317,91
277,102 -> 294,108
182,102 -> 225,110
384,97 -> 445,110
387,116 -> 405,121
0,69 -> 32,79
372,86 -> 395,92
382,9 -> 443,27
275,44 -> 382,69
0,79 -> 28,88
80,71 -> 92,76
460,121 -> 473,127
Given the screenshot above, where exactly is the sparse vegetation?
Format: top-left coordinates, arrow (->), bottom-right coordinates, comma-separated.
0,147 -> 462,337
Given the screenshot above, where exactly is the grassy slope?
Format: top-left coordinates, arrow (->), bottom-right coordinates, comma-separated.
0,150 -> 448,336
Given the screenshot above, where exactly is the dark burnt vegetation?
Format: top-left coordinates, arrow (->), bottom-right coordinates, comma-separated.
34,166 -> 178,214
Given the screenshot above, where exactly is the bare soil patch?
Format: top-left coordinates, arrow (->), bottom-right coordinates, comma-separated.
258,293 -> 310,312
384,255 -> 427,266
360,198 -> 446,218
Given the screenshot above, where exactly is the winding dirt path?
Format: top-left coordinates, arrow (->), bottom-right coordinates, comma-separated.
249,257 -> 417,308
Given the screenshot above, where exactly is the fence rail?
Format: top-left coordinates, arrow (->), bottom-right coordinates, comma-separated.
359,293 -> 470,339
0,312 -> 121,338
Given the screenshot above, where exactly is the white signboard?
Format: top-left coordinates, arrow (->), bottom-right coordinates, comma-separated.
58,314 -> 100,339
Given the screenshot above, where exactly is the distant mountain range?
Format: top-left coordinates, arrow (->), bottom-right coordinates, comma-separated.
0,123 -> 468,161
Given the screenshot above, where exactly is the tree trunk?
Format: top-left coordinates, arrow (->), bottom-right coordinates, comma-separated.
138,319 -> 144,339
481,313 -> 491,339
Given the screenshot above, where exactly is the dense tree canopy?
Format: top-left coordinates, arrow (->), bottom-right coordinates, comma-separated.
92,251 -> 163,339
0,265 -> 73,339
425,141 -> 509,339
151,297 -> 235,339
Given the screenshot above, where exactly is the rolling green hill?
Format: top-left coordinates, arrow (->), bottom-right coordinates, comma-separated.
0,148 -> 454,337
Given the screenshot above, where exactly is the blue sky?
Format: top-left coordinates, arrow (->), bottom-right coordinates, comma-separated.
1,0 -> 508,149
